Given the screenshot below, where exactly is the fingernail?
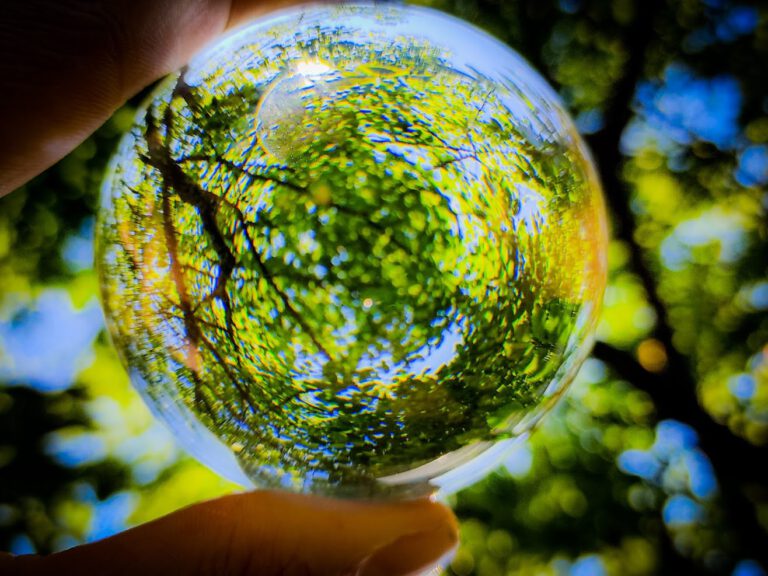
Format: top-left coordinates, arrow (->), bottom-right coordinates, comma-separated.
358,525 -> 459,576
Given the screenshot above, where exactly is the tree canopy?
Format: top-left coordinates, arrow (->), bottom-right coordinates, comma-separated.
0,0 -> 766,574
98,8 -> 605,495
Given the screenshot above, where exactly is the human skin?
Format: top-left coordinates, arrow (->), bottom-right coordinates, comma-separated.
0,0 -> 313,195
3,491 -> 457,576
0,1 -> 459,574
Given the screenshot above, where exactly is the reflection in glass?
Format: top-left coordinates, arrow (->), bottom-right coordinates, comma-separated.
96,4 -> 607,498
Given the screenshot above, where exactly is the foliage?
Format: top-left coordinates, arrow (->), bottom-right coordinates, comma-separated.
97,10 -> 604,495
0,0 -> 767,574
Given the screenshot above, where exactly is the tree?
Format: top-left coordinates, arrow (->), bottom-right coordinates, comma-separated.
0,0 -> 766,574
98,15 -> 604,495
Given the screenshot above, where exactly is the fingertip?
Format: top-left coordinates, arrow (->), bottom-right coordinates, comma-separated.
357,522 -> 459,576
227,0 -> 349,30
385,498 -> 459,575
226,0 -> 307,30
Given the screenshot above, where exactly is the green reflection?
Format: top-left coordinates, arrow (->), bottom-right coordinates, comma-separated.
96,4 -> 606,497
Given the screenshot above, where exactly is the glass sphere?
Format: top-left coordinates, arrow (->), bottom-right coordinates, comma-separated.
96,3 -> 607,498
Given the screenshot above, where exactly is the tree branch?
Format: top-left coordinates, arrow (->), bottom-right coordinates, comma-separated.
581,0 -> 768,566
593,342 -> 768,569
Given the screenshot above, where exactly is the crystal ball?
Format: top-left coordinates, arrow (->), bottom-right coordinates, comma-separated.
96,3 -> 607,498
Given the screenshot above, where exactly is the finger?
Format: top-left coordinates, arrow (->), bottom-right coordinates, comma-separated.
6,491 -> 459,576
0,0 -> 309,196
358,524 -> 460,576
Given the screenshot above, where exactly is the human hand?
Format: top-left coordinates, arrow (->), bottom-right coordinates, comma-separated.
0,0 -> 318,195
3,491 -> 457,575
0,1 -> 459,574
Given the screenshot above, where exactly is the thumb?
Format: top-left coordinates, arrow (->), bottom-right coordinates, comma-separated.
6,491 -> 459,576
0,0 -> 313,196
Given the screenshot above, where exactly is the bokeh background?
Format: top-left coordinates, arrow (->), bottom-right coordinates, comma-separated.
1,0 -> 767,574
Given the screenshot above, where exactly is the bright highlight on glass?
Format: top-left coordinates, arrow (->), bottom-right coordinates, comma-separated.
96,3 -> 608,498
